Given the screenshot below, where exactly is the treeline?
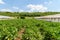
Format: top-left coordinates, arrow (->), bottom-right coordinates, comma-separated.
19,12 -> 60,17
0,12 -> 60,17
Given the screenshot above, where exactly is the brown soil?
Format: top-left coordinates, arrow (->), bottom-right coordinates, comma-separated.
14,28 -> 25,40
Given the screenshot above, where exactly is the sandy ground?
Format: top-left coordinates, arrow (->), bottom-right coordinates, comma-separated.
0,15 -> 14,20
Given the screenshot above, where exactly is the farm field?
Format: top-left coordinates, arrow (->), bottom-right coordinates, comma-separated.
0,18 -> 60,40
0,12 -> 60,40
0,0 -> 60,40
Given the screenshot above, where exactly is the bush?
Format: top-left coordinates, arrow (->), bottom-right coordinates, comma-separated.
20,16 -> 25,19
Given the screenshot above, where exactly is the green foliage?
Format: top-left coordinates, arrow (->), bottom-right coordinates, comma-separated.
20,16 -> 25,19
0,12 -> 60,17
0,18 -> 60,40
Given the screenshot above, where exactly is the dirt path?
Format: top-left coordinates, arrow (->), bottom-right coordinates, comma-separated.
15,28 -> 25,40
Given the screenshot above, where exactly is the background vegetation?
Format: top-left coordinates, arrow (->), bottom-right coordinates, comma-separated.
0,12 -> 60,17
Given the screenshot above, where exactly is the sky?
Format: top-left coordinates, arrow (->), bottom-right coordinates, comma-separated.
0,0 -> 60,12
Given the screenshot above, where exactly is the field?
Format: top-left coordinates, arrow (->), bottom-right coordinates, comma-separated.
0,18 -> 60,40
0,12 -> 60,40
